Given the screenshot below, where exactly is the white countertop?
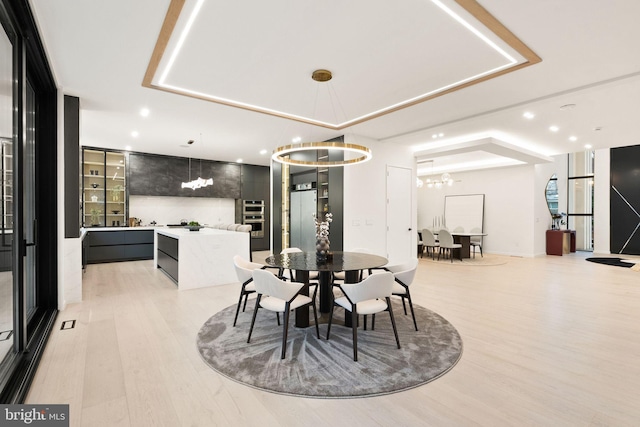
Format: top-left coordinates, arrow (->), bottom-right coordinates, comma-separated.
156,227 -> 238,239
80,226 -> 161,240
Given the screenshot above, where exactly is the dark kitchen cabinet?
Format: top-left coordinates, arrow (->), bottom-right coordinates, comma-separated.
85,229 -> 154,263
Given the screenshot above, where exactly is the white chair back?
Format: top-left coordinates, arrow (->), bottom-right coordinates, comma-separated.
438,229 -> 454,246
387,258 -> 418,285
470,227 -> 483,243
453,226 -> 464,233
340,272 -> 394,304
233,255 -> 263,283
281,247 -> 303,254
421,229 -> 438,246
351,247 -> 373,254
252,269 -> 303,301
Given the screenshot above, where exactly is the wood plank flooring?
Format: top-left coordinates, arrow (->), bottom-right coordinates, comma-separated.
26,253 -> 640,426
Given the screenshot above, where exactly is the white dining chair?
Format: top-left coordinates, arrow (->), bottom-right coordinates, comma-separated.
326,271 -> 400,361
247,269 -> 319,359
385,258 -> 419,331
437,229 -> 462,262
232,255 -> 268,327
470,227 -> 483,258
421,228 -> 439,259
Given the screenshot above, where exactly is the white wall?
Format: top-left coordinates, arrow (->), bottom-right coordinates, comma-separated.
417,154 -> 601,257
418,164 -> 537,257
129,196 -> 236,226
343,135 -> 416,262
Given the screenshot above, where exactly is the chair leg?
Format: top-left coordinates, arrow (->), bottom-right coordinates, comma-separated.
247,294 -> 262,343
372,313 -> 376,330
401,297 -> 407,315
233,291 -> 245,327
276,312 -> 280,326
311,301 -> 320,339
351,307 -> 358,361
363,315 -> 367,331
386,297 -> 401,349
405,290 -> 418,331
480,245 -> 483,257
242,293 -> 250,312
281,302 -> 291,359
326,299 -> 336,340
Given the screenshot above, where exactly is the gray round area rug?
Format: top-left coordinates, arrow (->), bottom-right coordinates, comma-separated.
196,300 -> 462,398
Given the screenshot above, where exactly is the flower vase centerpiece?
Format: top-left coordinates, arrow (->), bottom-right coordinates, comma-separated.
315,212 -> 333,262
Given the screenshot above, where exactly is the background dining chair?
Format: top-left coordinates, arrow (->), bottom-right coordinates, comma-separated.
326,271 -> 400,361
421,228 -> 439,259
233,255 -> 269,327
247,269 -> 320,359
333,247 -> 373,285
384,258 -> 419,331
452,226 -> 464,233
470,227 -> 484,258
437,229 -> 462,262
280,247 -> 319,281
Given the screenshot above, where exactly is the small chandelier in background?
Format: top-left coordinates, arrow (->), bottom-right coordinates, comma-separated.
418,160 -> 454,189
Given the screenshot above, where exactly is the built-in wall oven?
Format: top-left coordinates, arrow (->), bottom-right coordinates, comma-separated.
242,200 -> 265,238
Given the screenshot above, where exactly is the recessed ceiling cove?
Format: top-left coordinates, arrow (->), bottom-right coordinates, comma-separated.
143,0 -> 541,130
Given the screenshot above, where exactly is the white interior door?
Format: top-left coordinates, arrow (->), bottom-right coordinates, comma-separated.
386,166 -> 413,264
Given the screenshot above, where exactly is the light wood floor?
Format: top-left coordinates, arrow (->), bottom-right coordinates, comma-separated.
26,252 -> 640,426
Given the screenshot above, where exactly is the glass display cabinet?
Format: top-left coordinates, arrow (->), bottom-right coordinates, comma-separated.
82,148 -> 127,227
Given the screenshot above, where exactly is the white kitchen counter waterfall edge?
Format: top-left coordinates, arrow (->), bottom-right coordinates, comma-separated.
154,228 -> 249,290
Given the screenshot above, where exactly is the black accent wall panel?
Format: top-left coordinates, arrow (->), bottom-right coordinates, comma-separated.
64,95 -> 80,238
610,145 -> 640,254
128,153 -> 241,198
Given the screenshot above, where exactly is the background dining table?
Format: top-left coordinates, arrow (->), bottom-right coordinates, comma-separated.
264,251 -> 388,327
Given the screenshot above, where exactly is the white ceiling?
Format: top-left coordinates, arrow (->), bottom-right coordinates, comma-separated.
29,0 -> 640,174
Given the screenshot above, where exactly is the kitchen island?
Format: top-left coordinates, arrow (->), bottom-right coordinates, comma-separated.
155,227 -> 250,290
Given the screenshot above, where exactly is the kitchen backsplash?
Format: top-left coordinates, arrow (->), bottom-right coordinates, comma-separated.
129,196 -> 235,226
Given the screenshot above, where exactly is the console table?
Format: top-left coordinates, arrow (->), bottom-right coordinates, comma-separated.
546,230 -> 576,256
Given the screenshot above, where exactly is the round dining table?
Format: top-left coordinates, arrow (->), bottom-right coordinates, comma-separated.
264,251 -> 388,327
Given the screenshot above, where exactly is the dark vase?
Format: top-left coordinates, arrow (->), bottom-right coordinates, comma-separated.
316,237 -> 330,262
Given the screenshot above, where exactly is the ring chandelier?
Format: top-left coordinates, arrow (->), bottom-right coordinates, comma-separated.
271,141 -> 372,167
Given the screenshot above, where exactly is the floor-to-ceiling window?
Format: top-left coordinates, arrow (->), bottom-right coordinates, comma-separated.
0,0 -> 58,403
0,9 -> 13,368
568,151 -> 594,251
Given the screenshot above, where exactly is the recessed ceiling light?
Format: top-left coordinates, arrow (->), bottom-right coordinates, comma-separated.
259,149 -> 268,155
569,136 -> 577,142
549,126 -> 559,132
584,144 -> 592,149
292,136 -> 302,143
131,131 -> 139,138
140,108 -> 150,117
523,112 -> 535,119
559,104 -> 576,110
236,158 -> 243,163
438,133 -> 444,137
432,134 -> 438,139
